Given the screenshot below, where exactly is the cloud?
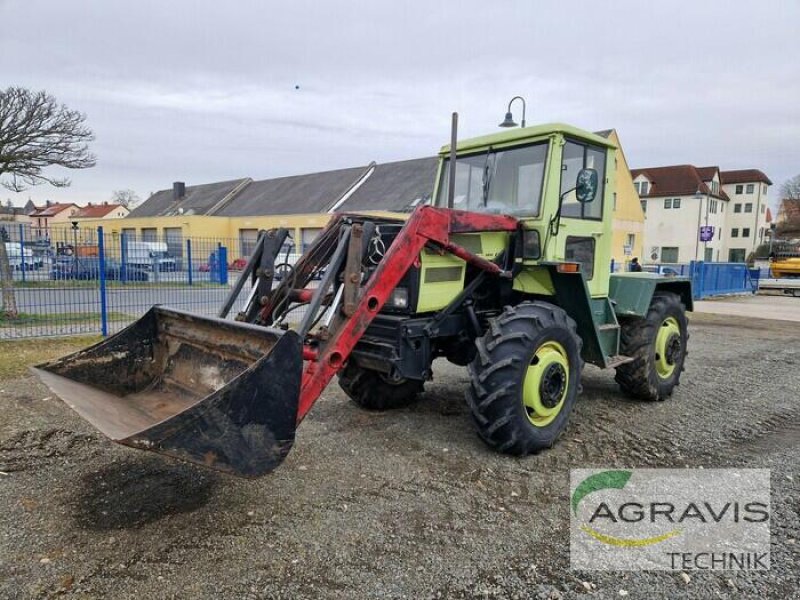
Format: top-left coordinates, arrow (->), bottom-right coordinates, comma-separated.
1,0 -> 798,207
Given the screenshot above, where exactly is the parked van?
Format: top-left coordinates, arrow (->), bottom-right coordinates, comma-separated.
124,241 -> 178,272
4,242 -> 40,270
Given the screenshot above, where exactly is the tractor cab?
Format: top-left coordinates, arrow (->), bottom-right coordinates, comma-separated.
434,124 -> 616,298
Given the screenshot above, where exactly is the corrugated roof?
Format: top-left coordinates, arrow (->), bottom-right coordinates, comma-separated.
129,178 -> 251,217
216,166 -> 369,216
720,169 -> 773,186
334,157 -> 438,213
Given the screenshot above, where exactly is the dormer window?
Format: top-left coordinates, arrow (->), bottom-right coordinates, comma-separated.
634,181 -> 649,195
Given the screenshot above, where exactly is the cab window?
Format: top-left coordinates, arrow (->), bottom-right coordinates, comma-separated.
560,141 -> 606,220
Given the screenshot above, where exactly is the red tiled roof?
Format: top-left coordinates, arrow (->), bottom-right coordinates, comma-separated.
630,165 -> 729,200
696,166 -> 719,181
74,203 -> 127,218
28,203 -> 78,217
720,169 -> 772,186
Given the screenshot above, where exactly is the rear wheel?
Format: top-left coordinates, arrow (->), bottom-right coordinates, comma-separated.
467,302 -> 583,455
338,363 -> 423,410
615,292 -> 688,401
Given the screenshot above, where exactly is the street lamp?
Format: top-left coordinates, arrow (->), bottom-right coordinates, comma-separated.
71,220 -> 79,256
498,96 -> 526,128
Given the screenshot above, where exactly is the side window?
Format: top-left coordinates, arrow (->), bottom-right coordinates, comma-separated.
560,141 -> 606,220
565,236 -> 595,280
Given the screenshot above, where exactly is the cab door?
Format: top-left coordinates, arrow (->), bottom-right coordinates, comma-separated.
556,139 -> 614,297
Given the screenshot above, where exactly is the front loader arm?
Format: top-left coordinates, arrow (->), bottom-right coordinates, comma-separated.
296,206 -> 518,421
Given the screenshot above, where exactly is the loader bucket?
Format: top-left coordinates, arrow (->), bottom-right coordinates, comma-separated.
32,306 -> 303,477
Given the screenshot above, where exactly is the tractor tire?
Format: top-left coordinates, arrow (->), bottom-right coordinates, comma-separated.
615,291 -> 688,401
338,363 -> 423,410
467,302 -> 583,455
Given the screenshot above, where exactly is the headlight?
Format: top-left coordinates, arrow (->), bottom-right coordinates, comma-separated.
522,229 -> 541,260
387,287 -> 409,309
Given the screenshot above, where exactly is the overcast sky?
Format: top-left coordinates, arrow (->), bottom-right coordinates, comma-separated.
2,0 -> 798,209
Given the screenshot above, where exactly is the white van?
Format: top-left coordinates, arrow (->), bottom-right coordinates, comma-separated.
124,241 -> 178,272
4,242 -> 39,270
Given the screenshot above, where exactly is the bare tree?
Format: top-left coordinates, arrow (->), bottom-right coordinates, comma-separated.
111,189 -> 140,209
0,87 -> 96,319
0,87 -> 96,192
780,174 -> 800,201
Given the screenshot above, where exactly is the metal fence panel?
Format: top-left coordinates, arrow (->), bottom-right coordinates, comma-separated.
0,227 -> 274,339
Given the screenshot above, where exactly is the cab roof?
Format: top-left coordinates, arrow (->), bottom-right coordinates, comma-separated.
439,122 -> 616,155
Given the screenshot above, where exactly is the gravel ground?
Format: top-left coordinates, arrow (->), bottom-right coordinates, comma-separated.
0,312 -> 798,599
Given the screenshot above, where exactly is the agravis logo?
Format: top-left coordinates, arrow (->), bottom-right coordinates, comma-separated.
569,469 -> 771,571
572,470 -> 682,547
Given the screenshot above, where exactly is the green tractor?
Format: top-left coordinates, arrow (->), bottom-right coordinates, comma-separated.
35,118 -> 691,476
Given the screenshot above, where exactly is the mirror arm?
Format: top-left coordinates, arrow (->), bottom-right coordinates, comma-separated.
549,187 -> 575,237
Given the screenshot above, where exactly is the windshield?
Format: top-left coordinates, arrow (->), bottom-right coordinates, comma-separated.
436,142 -> 548,216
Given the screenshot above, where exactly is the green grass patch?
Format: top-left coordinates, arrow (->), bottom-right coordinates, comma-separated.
0,312 -> 133,327
0,335 -> 102,379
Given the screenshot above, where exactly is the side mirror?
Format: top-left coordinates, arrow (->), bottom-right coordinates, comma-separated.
575,168 -> 599,203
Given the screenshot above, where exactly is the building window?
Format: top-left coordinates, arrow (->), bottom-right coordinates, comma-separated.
712,181 -> 719,194
763,184 -> 768,193
761,204 -> 766,214
731,228 -> 739,238
640,200 -> 647,214
626,233 -> 636,248
163,227 -> 183,259
613,192 -> 617,211
729,249 -> 746,262
661,247 -> 679,263
734,203 -> 742,213
673,198 -> 681,208
735,184 -> 743,194
746,184 -> 754,194
664,198 -> 672,209
239,229 -> 259,257
141,228 -> 158,242
301,228 -> 324,251
742,228 -> 750,238
744,203 -> 753,213
640,181 -> 649,195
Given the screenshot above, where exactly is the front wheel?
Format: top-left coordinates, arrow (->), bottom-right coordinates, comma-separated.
615,292 -> 688,401
467,302 -> 584,455
338,363 -> 423,410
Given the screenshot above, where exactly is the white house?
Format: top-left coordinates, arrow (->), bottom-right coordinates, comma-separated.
632,165 -> 771,263
719,170 -> 772,261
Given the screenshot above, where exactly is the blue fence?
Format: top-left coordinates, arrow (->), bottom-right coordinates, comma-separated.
687,261 -> 756,299
619,261 -> 756,299
1,223 -> 760,340
0,226 -> 267,340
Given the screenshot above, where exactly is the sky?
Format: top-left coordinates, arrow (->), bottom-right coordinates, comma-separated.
1,0 -> 798,210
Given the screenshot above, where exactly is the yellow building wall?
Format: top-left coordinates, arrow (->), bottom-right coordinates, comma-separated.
607,130 -> 645,268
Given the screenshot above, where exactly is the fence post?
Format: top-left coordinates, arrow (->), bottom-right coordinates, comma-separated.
18,223 -> 25,283
98,226 -> 108,336
120,231 -> 128,284
186,239 -> 193,286
218,244 -> 228,285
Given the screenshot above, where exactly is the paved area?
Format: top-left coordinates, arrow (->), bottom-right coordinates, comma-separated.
0,312 -> 797,599
694,293 -> 800,322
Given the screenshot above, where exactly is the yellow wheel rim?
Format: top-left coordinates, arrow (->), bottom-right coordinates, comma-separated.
655,316 -> 681,379
522,341 -> 569,428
